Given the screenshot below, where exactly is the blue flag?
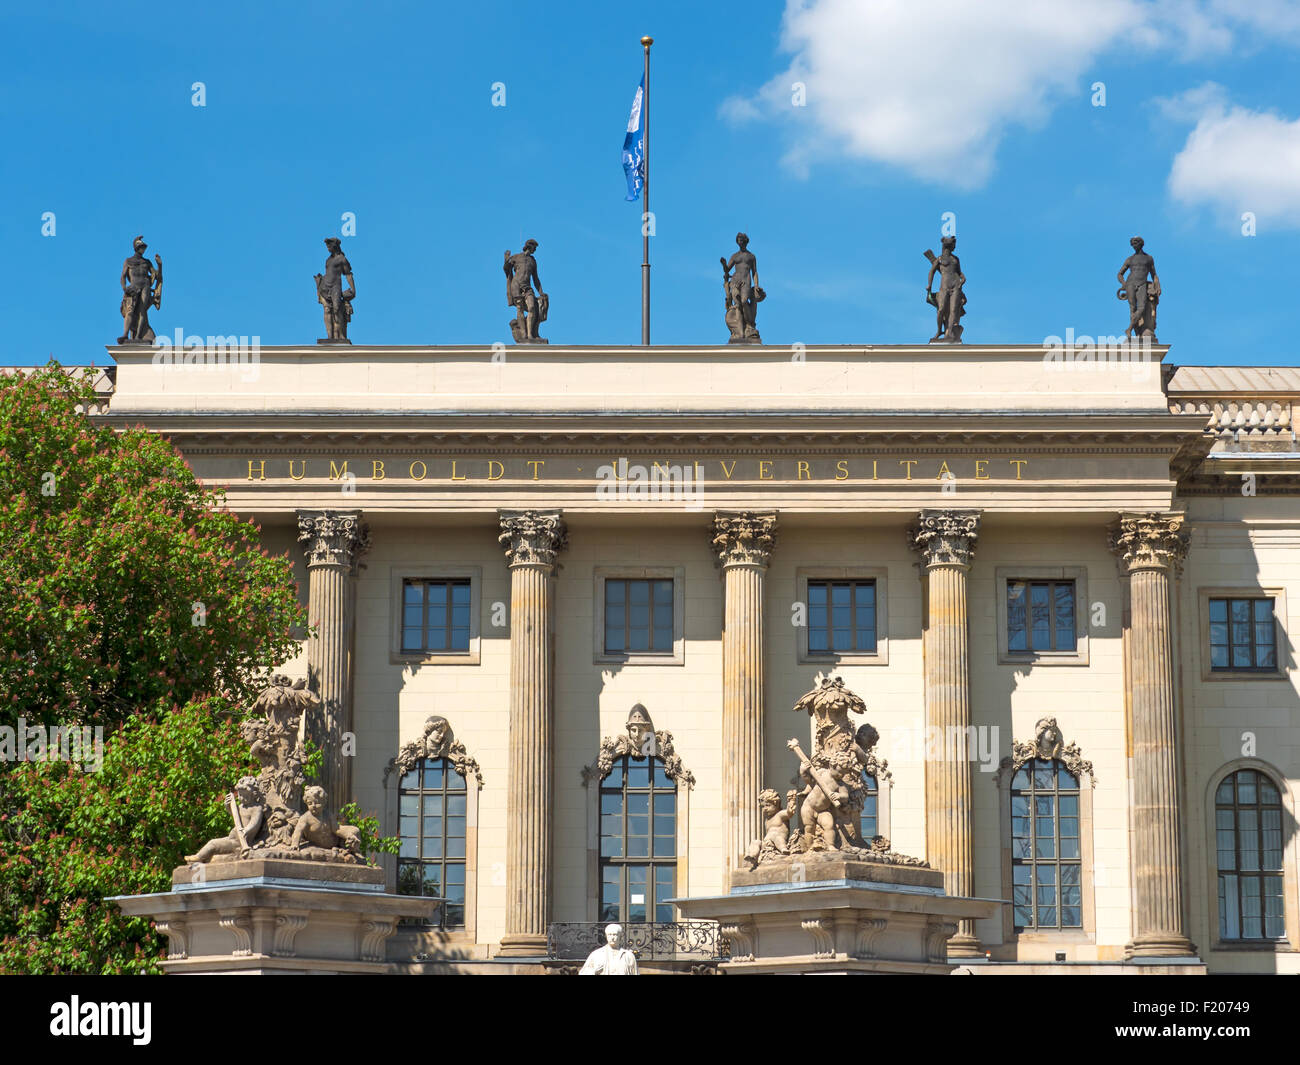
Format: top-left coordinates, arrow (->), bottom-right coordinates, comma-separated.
622,75 -> 645,202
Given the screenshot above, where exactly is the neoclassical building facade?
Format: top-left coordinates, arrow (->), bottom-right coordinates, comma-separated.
92,344 -> 1300,973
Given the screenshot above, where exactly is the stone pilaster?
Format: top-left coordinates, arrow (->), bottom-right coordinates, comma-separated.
1109,512 -> 1197,958
711,511 -> 777,879
296,510 -> 370,819
497,509 -> 568,956
908,509 -> 983,958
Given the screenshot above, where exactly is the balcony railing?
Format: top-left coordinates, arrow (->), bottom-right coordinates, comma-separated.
546,921 -> 724,962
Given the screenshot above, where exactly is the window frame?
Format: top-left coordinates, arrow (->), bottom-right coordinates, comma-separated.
596,753 -> 680,925
994,566 -> 1090,666
1008,758 -> 1084,933
1205,761 -> 1298,953
593,567 -> 685,666
389,565 -> 481,665
395,756 -> 470,931
995,750 -> 1096,955
796,567 -> 890,665
1197,587 -> 1287,681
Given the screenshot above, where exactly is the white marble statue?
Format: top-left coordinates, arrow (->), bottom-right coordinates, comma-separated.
579,923 -> 639,976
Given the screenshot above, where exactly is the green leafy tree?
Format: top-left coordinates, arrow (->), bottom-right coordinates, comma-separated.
0,363 -> 308,972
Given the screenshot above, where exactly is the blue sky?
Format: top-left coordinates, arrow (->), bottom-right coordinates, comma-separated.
3,0 -> 1299,366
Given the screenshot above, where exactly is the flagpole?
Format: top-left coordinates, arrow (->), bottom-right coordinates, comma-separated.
641,35 -> 652,346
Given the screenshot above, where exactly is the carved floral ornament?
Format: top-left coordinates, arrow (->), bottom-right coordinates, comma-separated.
386,715 -> 483,788
907,509 -> 981,568
1006,716 -> 1095,786
1107,512 -> 1189,576
710,511 -> 778,567
581,704 -> 695,788
498,510 -> 569,567
297,510 -> 372,569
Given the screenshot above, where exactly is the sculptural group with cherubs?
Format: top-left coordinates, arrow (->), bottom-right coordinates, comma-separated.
184,674 -> 364,867
744,675 -> 926,870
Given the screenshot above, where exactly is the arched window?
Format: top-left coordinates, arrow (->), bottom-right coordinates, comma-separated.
1215,769 -> 1285,940
860,773 -> 879,841
397,757 -> 467,929
599,753 -> 676,924
1010,758 -> 1082,930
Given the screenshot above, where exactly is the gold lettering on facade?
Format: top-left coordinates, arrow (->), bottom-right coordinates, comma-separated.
1011,459 -> 1028,479
527,460 -> 545,480
288,460 -> 306,481
451,461 -> 467,481
488,460 -> 505,480
719,460 -> 736,480
836,460 -> 849,480
410,460 -> 427,481
328,460 -> 348,480
372,460 -> 385,480
974,459 -> 989,480
900,459 -> 917,480
247,459 -> 266,481
936,460 -> 952,480
759,460 -> 774,480
797,461 -> 811,480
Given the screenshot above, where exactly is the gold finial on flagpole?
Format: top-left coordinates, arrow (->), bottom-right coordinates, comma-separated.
641,36 -> 653,47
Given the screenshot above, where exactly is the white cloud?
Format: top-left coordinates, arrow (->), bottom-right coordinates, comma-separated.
1167,87 -> 1300,228
724,0 -> 1300,188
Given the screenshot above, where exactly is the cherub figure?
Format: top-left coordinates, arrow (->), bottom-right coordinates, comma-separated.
743,788 -> 799,869
291,785 -> 362,858
185,777 -> 265,863
791,743 -> 859,852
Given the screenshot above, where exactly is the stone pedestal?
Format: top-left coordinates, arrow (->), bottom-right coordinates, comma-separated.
110,859 -> 437,974
498,510 -> 568,956
675,855 -> 1001,974
711,512 -> 777,878
297,510 -> 370,817
1110,512 -> 1199,960
908,509 -> 983,957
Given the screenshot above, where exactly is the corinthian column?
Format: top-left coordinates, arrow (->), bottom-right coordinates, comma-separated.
711,511 -> 777,880
296,510 -> 371,818
1109,512 -> 1196,958
908,509 -> 982,958
498,509 -> 568,956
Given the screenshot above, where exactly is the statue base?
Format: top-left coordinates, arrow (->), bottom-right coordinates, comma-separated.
109,858 -> 438,974
674,855 -> 1001,974
511,338 -> 549,345
727,335 -> 762,345
317,338 -> 352,345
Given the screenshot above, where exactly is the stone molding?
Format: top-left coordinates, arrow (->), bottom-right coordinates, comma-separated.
1004,717 -> 1096,786
1108,512 -> 1189,575
385,715 -> 484,788
498,509 -> 568,567
908,509 -> 981,567
711,511 -> 778,568
581,704 -> 695,788
296,509 -> 371,570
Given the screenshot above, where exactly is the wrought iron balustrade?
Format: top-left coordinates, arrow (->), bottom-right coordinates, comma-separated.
546,920 -> 724,962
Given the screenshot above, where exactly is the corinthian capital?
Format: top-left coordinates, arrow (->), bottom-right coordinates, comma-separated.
1108,512 -> 1189,575
498,510 -> 568,568
907,509 -> 981,568
297,510 -> 371,570
711,511 -> 778,568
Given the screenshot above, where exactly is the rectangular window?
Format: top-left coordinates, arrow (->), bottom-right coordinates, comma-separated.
808,580 -> 877,655
604,578 -> 674,655
1209,597 -> 1276,672
401,579 -> 471,654
1007,580 -> 1076,654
